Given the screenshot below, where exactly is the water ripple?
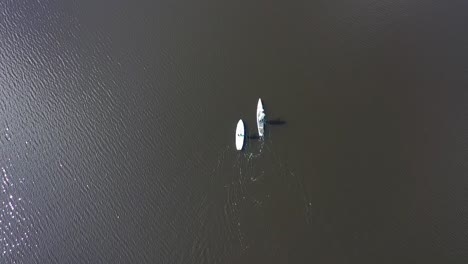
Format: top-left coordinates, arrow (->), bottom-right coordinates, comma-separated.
0,163 -> 39,263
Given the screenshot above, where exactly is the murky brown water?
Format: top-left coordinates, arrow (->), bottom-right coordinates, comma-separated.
1,0 -> 468,263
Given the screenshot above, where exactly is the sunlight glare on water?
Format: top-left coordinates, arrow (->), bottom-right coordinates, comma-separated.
0,164 -> 36,261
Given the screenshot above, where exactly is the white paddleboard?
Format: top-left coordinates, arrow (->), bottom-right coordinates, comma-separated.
235,119 -> 245,150
256,98 -> 265,137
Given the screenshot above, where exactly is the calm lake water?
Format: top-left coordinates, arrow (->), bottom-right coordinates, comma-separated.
1,0 -> 468,263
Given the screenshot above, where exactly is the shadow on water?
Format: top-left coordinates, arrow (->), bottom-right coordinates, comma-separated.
246,118 -> 286,140
261,101 -> 286,125
266,118 -> 286,125
247,133 -> 260,140
244,123 -> 260,140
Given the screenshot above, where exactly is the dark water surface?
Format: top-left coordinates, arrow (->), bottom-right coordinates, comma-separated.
1,0 -> 468,263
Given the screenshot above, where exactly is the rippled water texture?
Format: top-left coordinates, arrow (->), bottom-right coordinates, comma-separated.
1,0 -> 468,263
